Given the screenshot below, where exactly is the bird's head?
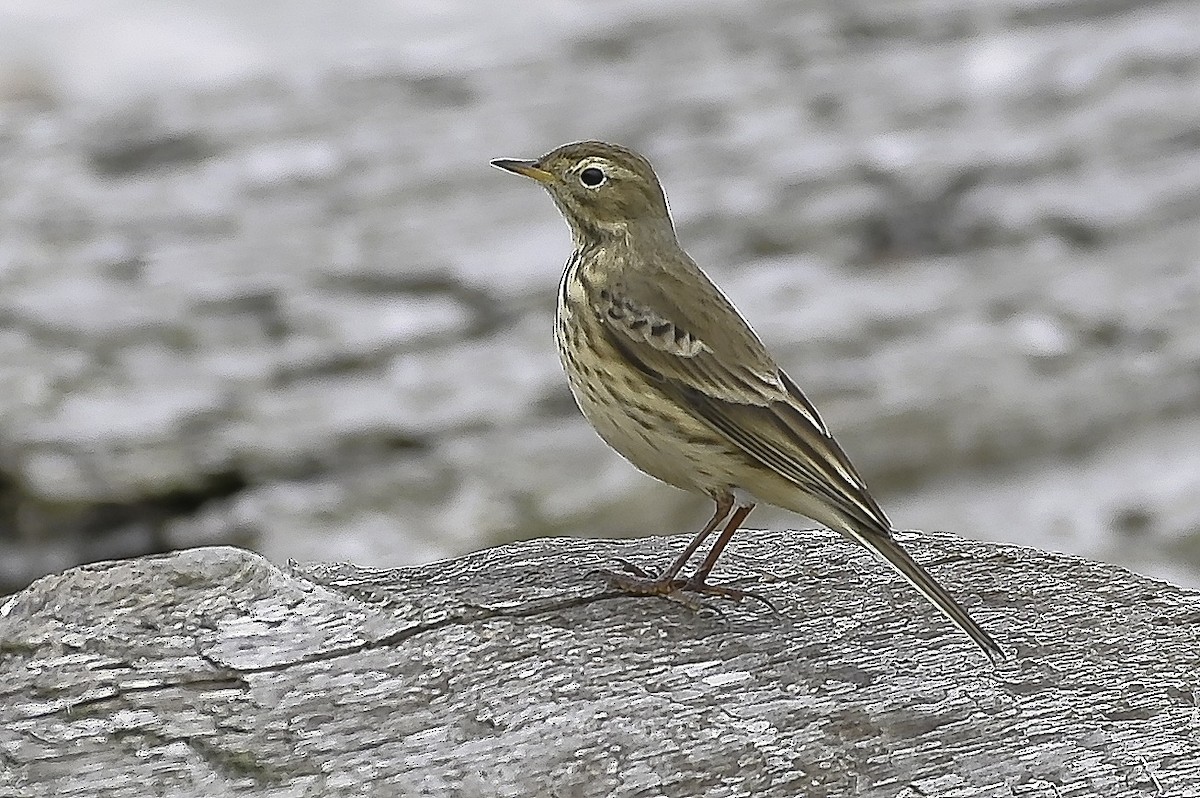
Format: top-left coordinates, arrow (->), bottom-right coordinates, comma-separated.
491,140 -> 673,242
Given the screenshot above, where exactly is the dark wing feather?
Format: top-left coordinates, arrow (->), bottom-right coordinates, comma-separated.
593,260 -> 893,534
677,382 -> 892,533
593,264 -> 822,425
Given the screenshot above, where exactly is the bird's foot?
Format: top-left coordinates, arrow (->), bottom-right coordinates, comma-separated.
590,562 -> 779,614
591,568 -> 701,609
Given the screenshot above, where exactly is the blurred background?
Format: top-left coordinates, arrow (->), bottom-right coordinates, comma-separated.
2,0 -> 1200,596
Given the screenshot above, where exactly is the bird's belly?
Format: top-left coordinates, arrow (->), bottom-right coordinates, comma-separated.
556,314 -> 745,495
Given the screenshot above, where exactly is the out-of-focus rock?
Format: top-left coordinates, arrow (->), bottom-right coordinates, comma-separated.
2,0 -> 1200,592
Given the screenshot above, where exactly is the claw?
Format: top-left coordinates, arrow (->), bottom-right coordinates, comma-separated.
675,576 -> 781,615
584,559 -> 652,582
609,557 -> 653,578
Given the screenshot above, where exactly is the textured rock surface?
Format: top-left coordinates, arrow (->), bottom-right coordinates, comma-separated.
2,0 -> 1200,592
1,535 -> 1198,797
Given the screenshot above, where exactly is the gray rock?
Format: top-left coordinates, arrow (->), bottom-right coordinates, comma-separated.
1,534 -> 1197,796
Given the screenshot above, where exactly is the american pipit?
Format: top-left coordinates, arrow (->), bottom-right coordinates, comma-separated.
491,141 -> 1005,663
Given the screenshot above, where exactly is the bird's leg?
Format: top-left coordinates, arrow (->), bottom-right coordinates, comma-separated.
596,499 -> 777,612
687,503 -> 754,585
593,494 -> 733,592
675,504 -> 778,612
660,493 -> 736,580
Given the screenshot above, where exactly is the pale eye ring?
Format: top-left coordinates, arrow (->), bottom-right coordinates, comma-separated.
579,166 -> 606,188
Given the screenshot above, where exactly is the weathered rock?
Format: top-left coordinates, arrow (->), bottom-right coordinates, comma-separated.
1,532 -> 1197,797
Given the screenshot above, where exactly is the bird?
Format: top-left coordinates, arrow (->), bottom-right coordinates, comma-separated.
490,140 -> 1005,663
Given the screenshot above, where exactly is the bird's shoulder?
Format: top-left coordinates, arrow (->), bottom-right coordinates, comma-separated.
586,247 -> 768,364
579,242 -> 810,408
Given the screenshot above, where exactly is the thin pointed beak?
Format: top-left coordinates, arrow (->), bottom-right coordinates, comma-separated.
490,158 -> 554,184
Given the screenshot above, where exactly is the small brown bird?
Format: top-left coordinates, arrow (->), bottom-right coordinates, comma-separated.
491,141 -> 1005,662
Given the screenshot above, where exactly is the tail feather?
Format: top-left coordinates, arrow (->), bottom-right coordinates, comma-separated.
849,529 -> 1006,663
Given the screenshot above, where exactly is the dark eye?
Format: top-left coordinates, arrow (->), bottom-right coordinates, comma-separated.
579,167 -> 605,187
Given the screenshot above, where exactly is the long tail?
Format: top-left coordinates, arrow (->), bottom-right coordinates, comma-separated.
849,529 -> 1006,663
